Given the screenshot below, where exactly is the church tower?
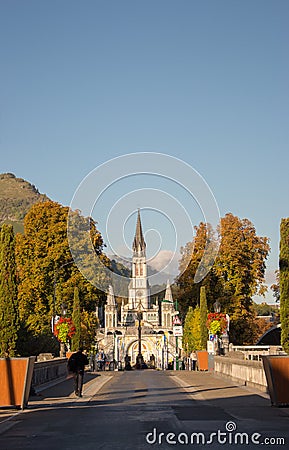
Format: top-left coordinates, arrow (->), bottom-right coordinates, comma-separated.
161,280 -> 175,328
104,285 -> 118,329
128,209 -> 150,310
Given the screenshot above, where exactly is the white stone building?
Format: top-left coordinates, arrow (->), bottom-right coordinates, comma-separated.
96,210 -> 179,369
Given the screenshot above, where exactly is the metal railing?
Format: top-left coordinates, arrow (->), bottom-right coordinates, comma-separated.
230,345 -> 284,361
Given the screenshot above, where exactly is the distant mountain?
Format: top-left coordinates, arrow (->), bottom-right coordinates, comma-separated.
109,254 -> 173,288
0,173 -> 49,232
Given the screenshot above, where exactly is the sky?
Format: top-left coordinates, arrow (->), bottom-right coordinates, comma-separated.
1,1 -> 288,301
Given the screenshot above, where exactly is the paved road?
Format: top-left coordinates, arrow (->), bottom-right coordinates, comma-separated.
0,370 -> 288,449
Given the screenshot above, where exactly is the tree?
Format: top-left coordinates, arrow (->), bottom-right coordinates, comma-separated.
176,222 -> 219,314
71,287 -> 81,351
200,286 -> 208,350
182,305 -> 202,353
0,224 -> 19,357
270,270 -> 280,303
280,218 -> 289,353
253,302 -> 279,317
177,213 -> 270,345
79,310 -> 98,350
216,214 -> 270,344
15,201 -> 108,354
182,306 -> 194,354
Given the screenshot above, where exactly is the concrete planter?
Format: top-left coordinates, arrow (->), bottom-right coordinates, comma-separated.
262,355 -> 289,406
0,356 -> 35,409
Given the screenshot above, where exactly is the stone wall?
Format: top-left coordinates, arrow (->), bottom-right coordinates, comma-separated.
32,358 -> 68,391
214,356 -> 267,392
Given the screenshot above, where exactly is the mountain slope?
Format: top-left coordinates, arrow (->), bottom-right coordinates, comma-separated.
0,173 -> 49,230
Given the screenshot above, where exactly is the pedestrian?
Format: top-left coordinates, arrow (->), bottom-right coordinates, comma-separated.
190,351 -> 197,371
89,352 -> 95,372
67,347 -> 89,397
124,353 -> 132,371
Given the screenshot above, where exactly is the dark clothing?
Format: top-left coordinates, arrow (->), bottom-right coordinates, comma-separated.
68,350 -> 89,372
68,351 -> 88,396
73,370 -> 84,396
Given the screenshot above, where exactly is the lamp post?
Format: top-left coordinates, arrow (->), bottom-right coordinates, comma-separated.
59,303 -> 68,357
213,300 -> 221,313
212,300 -> 230,355
136,301 -> 144,369
213,300 -> 221,355
52,260 -> 74,333
173,299 -> 181,370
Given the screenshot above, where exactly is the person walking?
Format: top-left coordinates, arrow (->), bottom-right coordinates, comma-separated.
67,347 -> 89,397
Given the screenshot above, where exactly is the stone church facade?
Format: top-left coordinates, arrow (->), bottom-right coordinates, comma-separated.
96,210 -> 179,369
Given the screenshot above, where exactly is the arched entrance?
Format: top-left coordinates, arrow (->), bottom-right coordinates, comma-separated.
126,339 -> 154,365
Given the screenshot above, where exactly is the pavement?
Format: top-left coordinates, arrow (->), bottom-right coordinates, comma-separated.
0,369 -> 288,449
0,371 -> 113,433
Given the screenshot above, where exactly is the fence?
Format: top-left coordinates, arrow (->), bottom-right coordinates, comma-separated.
229,345 -> 284,361
32,357 -> 68,391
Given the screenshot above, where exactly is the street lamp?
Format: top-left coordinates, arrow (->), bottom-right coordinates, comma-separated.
52,260 -> 74,332
172,299 -> 181,370
212,300 -> 221,355
59,303 -> 68,357
212,300 -> 230,355
61,303 -> 67,316
213,300 -> 221,313
136,301 -> 144,369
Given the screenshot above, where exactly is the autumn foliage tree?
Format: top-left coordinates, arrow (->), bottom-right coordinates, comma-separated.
177,213 -> 270,345
177,222 -> 220,314
0,224 -> 19,357
15,201 -> 109,354
215,214 -> 270,344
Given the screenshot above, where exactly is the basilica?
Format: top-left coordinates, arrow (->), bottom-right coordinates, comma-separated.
96,210 -> 180,369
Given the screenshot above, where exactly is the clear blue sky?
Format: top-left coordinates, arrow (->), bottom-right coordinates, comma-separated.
1,1 -> 288,300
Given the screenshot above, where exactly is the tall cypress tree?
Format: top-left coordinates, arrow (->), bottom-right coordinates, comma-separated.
280,218 -> 289,354
71,287 -> 81,351
200,286 -> 208,350
0,224 -> 19,357
183,306 -> 194,354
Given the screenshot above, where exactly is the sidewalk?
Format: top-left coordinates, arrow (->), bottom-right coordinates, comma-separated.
0,371 -> 114,435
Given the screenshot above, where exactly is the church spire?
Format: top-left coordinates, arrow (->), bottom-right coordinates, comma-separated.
132,209 -> 146,255
164,280 -> 173,303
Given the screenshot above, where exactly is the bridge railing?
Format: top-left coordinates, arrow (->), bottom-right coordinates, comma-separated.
32,357 -> 68,392
229,345 -> 284,361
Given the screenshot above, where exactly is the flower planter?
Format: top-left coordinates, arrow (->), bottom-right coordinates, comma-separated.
196,351 -> 208,371
262,355 -> 289,406
0,356 -> 35,409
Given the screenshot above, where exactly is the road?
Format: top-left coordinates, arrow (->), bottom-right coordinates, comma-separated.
0,370 -> 288,449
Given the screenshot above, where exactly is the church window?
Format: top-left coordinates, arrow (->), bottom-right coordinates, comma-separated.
167,313 -> 170,327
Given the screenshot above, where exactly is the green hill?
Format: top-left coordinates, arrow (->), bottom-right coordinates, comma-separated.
0,173 -> 49,232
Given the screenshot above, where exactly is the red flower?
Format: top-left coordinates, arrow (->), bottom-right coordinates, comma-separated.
54,317 -> 76,343
206,313 -> 227,336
